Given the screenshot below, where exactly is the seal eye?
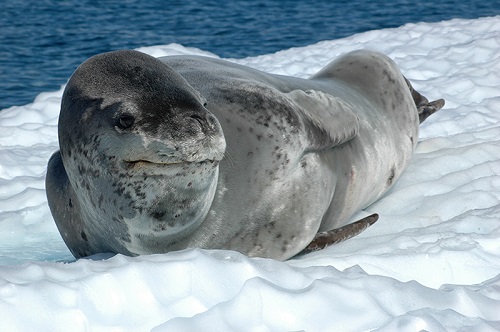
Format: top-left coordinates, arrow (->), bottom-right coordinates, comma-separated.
117,114 -> 135,130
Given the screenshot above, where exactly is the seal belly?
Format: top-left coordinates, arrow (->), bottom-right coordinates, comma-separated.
315,73 -> 418,230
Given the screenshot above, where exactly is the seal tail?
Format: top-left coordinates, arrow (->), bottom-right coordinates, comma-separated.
299,214 -> 379,255
405,77 -> 445,123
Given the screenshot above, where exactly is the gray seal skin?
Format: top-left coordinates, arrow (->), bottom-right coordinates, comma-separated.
46,49 -> 443,260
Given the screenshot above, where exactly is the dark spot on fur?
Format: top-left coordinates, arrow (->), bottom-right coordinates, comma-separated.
281,240 -> 290,253
383,69 -> 396,84
68,199 -> 73,208
265,222 -> 276,230
388,166 -> 396,186
152,210 -> 166,219
155,223 -> 167,231
81,231 -> 88,241
114,186 -> 125,196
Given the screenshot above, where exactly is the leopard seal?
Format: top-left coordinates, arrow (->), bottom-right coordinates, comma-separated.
46,49 -> 444,260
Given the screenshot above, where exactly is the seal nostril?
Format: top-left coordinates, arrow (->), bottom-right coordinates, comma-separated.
207,114 -> 218,131
190,114 -> 205,129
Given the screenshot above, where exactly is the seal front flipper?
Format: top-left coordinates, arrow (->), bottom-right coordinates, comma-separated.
46,151 -> 93,258
286,89 -> 360,150
299,213 -> 379,255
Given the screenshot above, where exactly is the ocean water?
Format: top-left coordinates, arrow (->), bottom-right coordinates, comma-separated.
1,0 -> 498,110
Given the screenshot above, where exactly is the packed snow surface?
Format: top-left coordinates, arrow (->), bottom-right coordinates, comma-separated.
1,16 -> 499,331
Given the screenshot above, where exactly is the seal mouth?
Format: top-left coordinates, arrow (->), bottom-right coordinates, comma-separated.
127,159 -> 185,166
125,159 -> 219,168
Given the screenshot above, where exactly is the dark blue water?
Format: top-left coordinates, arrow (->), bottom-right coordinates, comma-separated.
1,0 -> 499,110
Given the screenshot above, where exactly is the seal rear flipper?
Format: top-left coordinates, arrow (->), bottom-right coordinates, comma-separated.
417,99 -> 445,123
299,213 -> 378,255
404,77 -> 445,123
286,89 -> 360,151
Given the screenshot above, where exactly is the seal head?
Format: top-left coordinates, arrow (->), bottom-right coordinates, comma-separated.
56,50 -> 226,254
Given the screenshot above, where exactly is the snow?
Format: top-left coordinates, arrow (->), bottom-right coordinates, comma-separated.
1,16 -> 500,331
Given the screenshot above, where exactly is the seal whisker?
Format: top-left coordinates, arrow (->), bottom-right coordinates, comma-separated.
223,147 -> 237,167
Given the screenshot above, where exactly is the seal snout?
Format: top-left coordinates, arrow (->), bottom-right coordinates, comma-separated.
185,107 -> 222,132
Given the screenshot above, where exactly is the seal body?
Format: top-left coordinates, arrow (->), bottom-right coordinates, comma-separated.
47,49 -> 422,260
